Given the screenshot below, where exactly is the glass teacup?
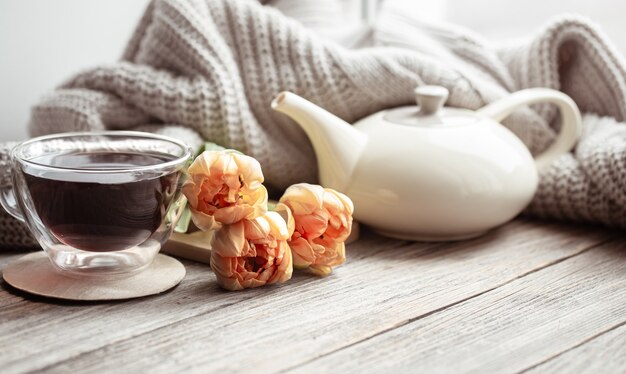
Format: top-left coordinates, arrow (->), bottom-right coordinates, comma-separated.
0,131 -> 193,278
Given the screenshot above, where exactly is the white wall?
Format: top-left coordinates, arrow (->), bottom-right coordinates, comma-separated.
446,0 -> 626,53
0,0 -> 149,141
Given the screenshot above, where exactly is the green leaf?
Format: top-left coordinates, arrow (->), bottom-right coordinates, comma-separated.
200,141 -> 226,154
194,142 -> 246,158
174,204 -> 192,233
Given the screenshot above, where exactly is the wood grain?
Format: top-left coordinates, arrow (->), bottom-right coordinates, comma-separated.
524,322 -> 626,373
290,238 -> 626,373
0,220 -> 609,374
0,250 -> 36,309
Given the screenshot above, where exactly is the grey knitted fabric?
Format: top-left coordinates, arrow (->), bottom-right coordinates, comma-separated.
0,142 -> 35,248
1,0 -> 625,248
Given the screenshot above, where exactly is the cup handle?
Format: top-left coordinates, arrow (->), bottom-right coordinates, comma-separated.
0,185 -> 25,223
476,88 -> 582,171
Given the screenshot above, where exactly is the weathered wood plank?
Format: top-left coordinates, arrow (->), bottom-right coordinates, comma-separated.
0,250 -> 36,309
12,220 -> 611,374
290,238 -> 626,374
525,322 -> 626,373
0,228 -> 412,373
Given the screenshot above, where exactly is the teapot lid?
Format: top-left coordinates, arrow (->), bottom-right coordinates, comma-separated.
383,85 -> 480,127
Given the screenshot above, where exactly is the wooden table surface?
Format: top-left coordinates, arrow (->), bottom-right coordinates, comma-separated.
1,219 -> 625,373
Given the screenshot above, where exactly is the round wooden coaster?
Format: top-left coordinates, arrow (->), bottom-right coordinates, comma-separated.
2,252 -> 186,301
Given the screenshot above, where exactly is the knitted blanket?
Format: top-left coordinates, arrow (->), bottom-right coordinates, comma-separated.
1,0 -> 625,247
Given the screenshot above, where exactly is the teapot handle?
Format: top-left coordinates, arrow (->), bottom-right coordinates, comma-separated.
477,88 -> 582,171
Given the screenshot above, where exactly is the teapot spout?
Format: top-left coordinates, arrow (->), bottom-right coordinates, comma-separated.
271,91 -> 366,191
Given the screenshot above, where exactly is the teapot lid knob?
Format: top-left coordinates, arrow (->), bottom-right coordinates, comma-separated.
415,85 -> 449,116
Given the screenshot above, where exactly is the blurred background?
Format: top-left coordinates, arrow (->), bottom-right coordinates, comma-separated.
1,0 -> 625,141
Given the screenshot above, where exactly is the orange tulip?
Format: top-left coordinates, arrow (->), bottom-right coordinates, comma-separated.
183,150 -> 267,230
279,183 -> 354,276
210,211 -> 293,291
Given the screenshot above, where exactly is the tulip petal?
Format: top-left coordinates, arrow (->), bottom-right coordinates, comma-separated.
272,242 -> 293,283
274,202 -> 295,238
209,212 -> 294,291
280,183 -> 324,215
244,215 -> 271,241
189,207 -> 220,231
212,221 -> 247,257
296,213 -> 328,239
331,189 -> 355,214
264,211 -> 290,240
233,152 -> 264,189
279,183 -> 353,276
211,253 -> 244,291
185,150 -> 268,229
289,237 -> 315,268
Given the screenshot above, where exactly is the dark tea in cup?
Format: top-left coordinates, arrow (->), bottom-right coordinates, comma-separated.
24,151 -> 181,252
0,132 -> 192,278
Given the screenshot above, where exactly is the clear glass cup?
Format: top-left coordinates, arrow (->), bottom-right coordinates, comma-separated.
0,131 -> 193,278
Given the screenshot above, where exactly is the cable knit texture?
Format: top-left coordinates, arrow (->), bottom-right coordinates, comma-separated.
1,0 -> 625,248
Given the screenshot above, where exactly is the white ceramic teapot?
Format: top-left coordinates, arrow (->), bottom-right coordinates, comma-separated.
271,86 -> 582,241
